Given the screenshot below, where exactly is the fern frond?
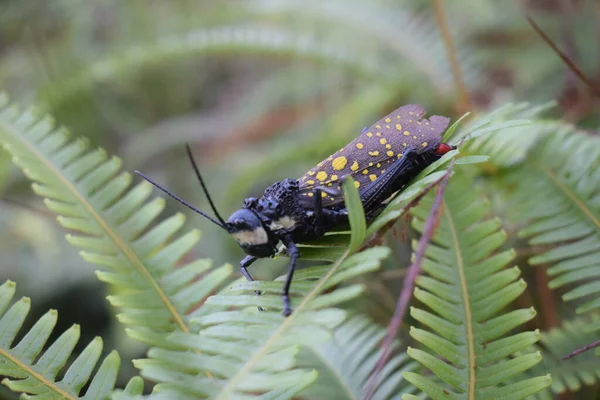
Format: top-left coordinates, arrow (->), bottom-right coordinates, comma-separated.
0,280 -> 126,399
298,315 -> 419,400
131,178 -> 390,398
404,173 -> 551,399
40,25 -> 385,112
511,130 -> 600,322
524,315 -> 600,399
460,101 -> 566,167
137,247 -> 390,399
251,0 -> 483,90
41,0 -> 486,113
0,94 -> 232,344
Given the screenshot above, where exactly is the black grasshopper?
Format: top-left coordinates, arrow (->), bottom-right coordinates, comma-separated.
136,104 -> 453,316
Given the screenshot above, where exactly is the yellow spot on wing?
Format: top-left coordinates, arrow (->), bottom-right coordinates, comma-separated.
422,142 -> 428,147
354,181 -> 360,188
331,174 -> 338,181
396,124 -> 402,130
369,162 -> 373,166
387,150 -> 394,157
369,174 -> 377,182
379,138 -> 387,144
369,151 -> 379,156
385,118 -> 391,123
386,144 -> 391,149
376,132 -> 382,137
386,125 -> 391,129
397,153 -> 403,159
308,192 -> 314,197
316,171 -> 328,181
376,125 -> 381,129
376,163 -> 381,168
309,171 -> 315,175
403,131 -> 411,136
350,161 -> 359,171
321,191 -> 327,198
362,169 -> 369,175
307,180 -> 315,185
366,132 -> 373,137
332,156 -> 348,170
356,143 -> 364,149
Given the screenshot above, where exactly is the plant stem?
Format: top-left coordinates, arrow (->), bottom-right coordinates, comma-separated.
433,0 -> 472,114
364,159 -> 455,400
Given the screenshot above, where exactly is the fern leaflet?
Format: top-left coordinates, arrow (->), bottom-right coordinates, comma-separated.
403,173 -> 551,399
0,94 -> 232,345
0,280 -> 144,399
510,130 -> 600,324
299,315 -> 420,400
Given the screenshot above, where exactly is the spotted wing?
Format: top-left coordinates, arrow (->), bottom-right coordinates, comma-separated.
297,104 -> 449,208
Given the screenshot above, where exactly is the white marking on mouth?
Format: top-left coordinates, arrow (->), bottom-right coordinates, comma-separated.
231,227 -> 269,245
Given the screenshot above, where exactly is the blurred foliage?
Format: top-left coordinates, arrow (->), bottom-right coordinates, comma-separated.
0,0 -> 599,398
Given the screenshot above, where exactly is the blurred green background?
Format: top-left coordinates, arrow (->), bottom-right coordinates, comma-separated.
0,0 -> 598,393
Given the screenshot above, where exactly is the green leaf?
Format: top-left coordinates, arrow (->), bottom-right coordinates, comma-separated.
298,315 -> 419,399
404,172 -> 550,399
510,129 -> 600,316
523,314 -> 600,398
0,93 -> 233,343
343,176 -> 366,253
442,111 -> 470,142
455,155 -> 489,165
0,280 -> 123,399
138,245 -> 390,398
460,101 -> 565,167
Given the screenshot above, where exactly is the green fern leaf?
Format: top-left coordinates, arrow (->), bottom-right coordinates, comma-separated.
136,247 -> 390,399
298,315 -> 420,400
461,101 -> 564,167
0,94 -> 232,343
131,179 -> 390,398
40,0 -> 485,114
404,173 -> 551,399
511,130 -> 600,321
112,376 -> 146,399
0,280 -> 123,399
521,315 -> 600,399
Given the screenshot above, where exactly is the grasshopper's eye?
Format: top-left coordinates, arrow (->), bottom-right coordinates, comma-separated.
227,209 -> 263,231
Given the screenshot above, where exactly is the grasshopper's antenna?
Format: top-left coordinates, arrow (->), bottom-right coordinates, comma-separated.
134,170 -> 227,230
184,144 -> 228,227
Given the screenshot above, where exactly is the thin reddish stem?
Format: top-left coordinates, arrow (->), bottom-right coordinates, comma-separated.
527,16 -> 600,98
364,159 -> 455,400
563,339 -> 600,360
